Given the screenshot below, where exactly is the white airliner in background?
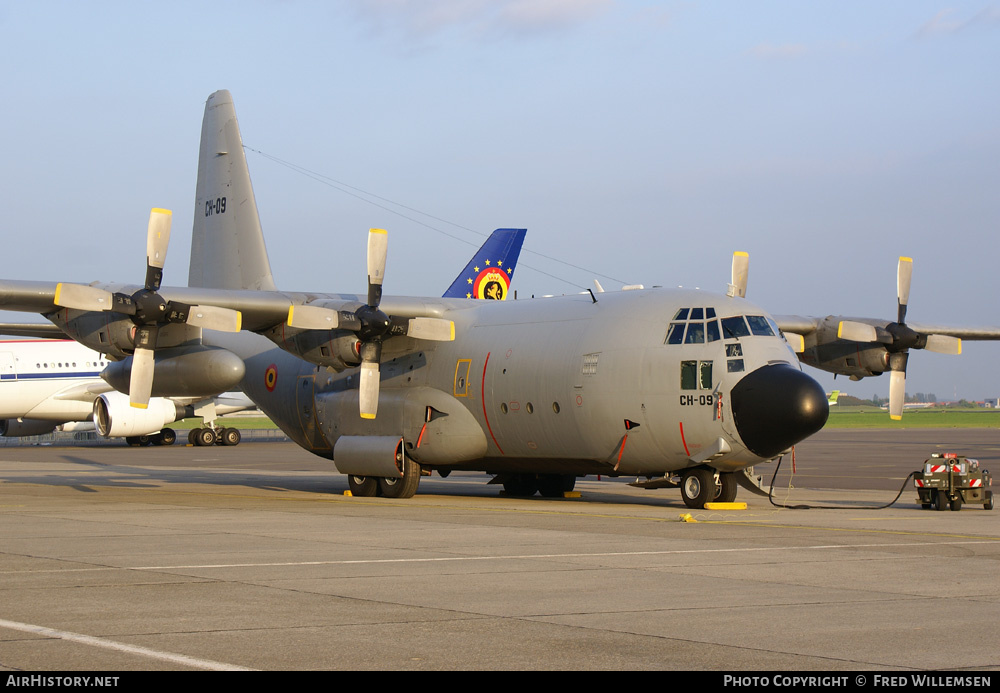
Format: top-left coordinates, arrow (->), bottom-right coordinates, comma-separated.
0,338 -> 253,446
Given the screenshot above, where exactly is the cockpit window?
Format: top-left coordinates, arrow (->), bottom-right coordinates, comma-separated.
767,317 -> 782,337
721,316 -> 751,339
746,315 -> 774,337
666,323 -> 684,344
672,308 -> 689,321
706,320 -> 721,343
689,308 -> 704,320
684,322 -> 706,344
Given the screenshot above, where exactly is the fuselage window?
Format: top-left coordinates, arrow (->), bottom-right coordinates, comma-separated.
684,322 -> 706,344
726,343 -> 743,357
681,360 -> 697,390
681,360 -> 714,390
699,361 -> 713,389
746,315 -> 774,336
721,316 -> 751,339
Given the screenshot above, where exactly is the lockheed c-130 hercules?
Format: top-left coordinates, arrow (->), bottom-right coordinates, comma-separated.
2,90 -> 996,508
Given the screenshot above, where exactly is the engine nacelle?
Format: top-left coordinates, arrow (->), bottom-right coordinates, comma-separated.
0,418 -> 58,437
102,345 -> 245,398
48,309 -> 201,361
93,391 -> 185,438
263,324 -> 361,371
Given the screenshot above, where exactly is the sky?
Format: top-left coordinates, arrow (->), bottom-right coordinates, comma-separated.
1,1 -> 998,401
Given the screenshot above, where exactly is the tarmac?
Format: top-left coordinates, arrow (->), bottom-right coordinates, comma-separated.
0,428 -> 997,672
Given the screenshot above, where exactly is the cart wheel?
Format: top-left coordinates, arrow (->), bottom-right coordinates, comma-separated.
950,495 -> 963,511
984,491 -> 993,511
935,490 -> 948,511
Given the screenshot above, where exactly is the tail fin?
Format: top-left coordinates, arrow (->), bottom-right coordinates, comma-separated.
443,228 -> 526,300
827,390 -> 840,405
188,90 -> 276,291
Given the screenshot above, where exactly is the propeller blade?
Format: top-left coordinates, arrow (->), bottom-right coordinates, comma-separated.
359,361 -> 380,419
897,256 -> 912,324
925,334 -> 962,355
837,321 -> 878,343
889,369 -> 906,421
287,304 -> 340,330
187,305 -> 242,332
54,283 -> 114,311
145,208 -> 172,292
784,332 -> 805,353
367,228 -> 388,307
407,317 -> 455,342
729,251 -> 749,298
146,208 -> 172,270
129,346 -> 156,409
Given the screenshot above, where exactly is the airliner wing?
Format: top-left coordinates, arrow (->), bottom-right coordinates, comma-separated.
51,380 -> 114,402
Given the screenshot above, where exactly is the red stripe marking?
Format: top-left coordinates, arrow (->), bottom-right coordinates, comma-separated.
416,422 -> 427,448
679,422 -> 690,457
481,352 -> 503,455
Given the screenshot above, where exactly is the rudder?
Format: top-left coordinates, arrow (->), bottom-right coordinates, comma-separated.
189,90 -> 276,291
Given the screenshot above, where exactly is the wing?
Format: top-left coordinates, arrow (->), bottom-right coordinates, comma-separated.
773,315 -> 821,337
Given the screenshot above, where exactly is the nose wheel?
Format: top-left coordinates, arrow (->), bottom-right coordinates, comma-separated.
681,468 -> 737,508
681,468 -> 715,509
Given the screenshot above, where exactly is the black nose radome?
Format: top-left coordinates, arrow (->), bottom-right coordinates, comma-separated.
730,363 -> 829,459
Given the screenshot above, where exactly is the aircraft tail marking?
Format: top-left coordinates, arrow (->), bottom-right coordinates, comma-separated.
443,229 -> 525,299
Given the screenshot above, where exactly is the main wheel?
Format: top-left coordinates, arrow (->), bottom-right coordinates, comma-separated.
157,428 -> 177,446
379,457 -> 421,499
348,475 -> 379,497
715,472 -> 738,503
221,428 -> 241,446
502,474 -> 539,497
195,428 -> 216,447
537,474 -> 576,498
681,468 -> 715,509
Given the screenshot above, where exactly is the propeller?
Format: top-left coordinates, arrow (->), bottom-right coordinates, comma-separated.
54,208 -> 242,408
727,251 -> 749,298
286,228 -> 455,419
837,256 -> 961,420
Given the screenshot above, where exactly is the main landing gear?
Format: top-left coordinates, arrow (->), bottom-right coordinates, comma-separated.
500,473 -> 578,498
680,468 -> 738,509
187,426 -> 242,446
346,457 -> 422,499
125,428 -> 177,447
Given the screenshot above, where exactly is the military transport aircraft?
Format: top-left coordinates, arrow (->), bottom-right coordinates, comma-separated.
0,90 -> 834,508
3,91 -> 994,508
